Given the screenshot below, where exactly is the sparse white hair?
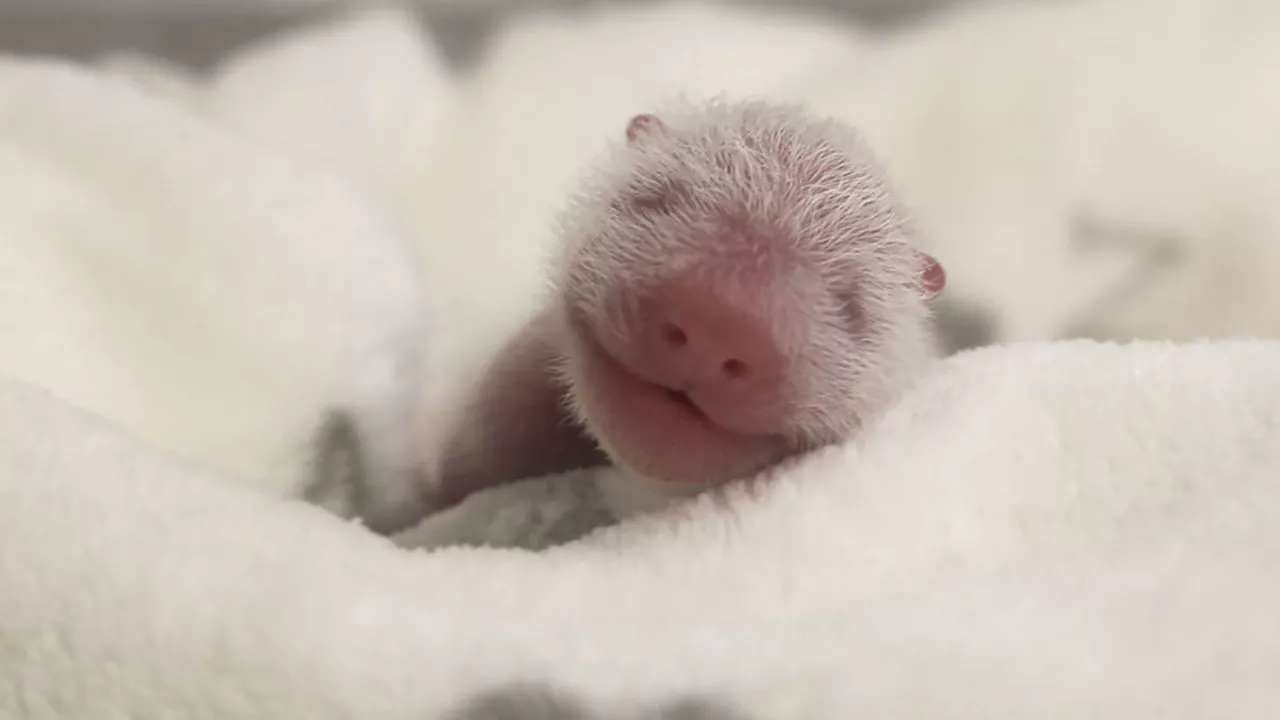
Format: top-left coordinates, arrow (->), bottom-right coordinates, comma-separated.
546,96 -> 938,481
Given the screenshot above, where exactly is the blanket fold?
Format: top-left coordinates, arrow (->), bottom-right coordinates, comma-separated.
2,339 -> 1279,718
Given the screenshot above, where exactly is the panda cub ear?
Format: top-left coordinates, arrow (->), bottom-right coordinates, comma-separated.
920,253 -> 946,299
625,113 -> 668,144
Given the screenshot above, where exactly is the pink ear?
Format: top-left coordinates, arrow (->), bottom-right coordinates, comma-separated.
626,113 -> 666,143
920,253 -> 946,298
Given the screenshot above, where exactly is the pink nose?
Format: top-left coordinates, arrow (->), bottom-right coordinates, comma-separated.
626,282 -> 789,430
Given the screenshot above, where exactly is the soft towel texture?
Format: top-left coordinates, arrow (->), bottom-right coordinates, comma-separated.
2,340 -> 1279,718
2,0 -> 1280,717
0,54 -> 432,523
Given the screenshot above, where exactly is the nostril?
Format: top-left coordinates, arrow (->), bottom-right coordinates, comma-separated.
662,323 -> 687,346
721,358 -> 748,379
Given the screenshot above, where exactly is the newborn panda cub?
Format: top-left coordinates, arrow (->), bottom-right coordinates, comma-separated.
396,98 -> 946,550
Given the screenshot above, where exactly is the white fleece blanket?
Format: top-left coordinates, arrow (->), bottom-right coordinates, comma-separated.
4,341 -> 1279,718
2,1 -> 1280,717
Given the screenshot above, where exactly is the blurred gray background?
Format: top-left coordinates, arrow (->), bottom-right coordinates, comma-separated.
0,0 -> 1014,355
4,0 -> 1272,355
0,0 -> 968,70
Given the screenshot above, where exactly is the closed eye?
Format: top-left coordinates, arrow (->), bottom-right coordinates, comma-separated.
834,288 -> 866,334
631,191 -> 675,216
621,176 -> 689,219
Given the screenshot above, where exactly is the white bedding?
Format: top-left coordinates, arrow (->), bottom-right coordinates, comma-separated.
1,1 -> 1278,717
3,339 -> 1278,718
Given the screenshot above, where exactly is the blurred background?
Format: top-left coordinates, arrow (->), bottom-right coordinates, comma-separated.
1,0 -> 1277,355
0,1 -> 957,69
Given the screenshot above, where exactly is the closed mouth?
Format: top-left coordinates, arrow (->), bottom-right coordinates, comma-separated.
665,388 -> 710,422
573,327 -> 800,486
574,326 -> 727,432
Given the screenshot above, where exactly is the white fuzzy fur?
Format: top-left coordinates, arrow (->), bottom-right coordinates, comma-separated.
1,0 -> 1279,716
394,2 -> 872,498
548,97 -> 936,487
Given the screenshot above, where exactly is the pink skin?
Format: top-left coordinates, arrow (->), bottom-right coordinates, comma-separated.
433,101 -> 944,507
